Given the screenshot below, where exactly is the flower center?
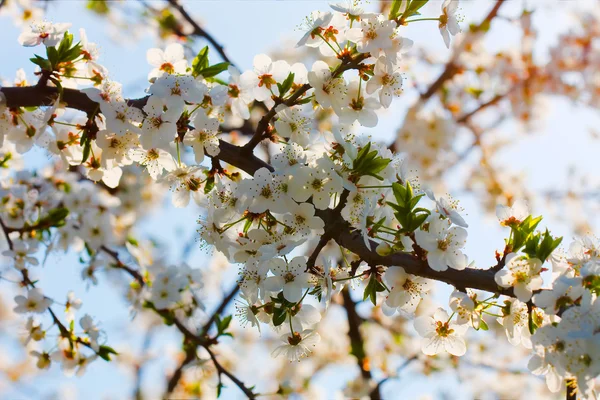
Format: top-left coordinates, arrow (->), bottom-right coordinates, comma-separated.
160,62 -> 175,74
258,74 -> 276,89
435,321 -> 454,337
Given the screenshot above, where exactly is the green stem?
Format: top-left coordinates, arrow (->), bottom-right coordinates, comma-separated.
405,17 -> 440,23
317,34 -> 340,55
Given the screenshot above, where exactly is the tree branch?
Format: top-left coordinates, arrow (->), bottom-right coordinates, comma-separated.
420,0 -> 507,102
0,83 -> 539,305
166,0 -> 235,67
341,287 -> 380,399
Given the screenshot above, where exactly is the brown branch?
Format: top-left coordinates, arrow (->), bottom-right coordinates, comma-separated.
241,52 -> 369,153
0,84 -> 540,302
341,287 -> 380,399
420,0 -> 507,102
204,345 -> 256,399
164,347 -> 196,397
166,0 -> 235,67
199,284 -> 240,336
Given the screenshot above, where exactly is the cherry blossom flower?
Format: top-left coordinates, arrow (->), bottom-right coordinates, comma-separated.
183,112 -> 220,163
495,253 -> 543,302
64,291 -> 82,322
226,66 -> 254,120
274,105 -> 315,148
239,168 -> 293,214
449,290 -> 482,328
146,43 -> 187,81
14,288 -> 53,314
30,351 -> 51,370
80,314 -> 100,349
382,267 -> 434,315
365,57 -> 403,108
289,162 -> 343,210
240,54 -> 291,105
2,238 -> 38,270
18,21 -> 71,47
415,216 -> 468,272
439,0 -> 462,48
307,60 -> 347,111
131,147 -> 177,180
282,203 -> 325,236
271,329 -> 321,362
426,190 -> 468,228
148,75 -> 207,114
296,11 -> 334,48
496,199 -> 530,227
533,275 -> 584,315
414,308 -> 468,356
338,79 -> 380,127
329,1 -> 365,20
265,257 -> 312,303
163,164 -> 206,207
347,14 -> 396,54
497,298 -> 532,349
24,317 -> 45,344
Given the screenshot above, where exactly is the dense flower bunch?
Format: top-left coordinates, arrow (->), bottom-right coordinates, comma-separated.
0,0 -> 600,398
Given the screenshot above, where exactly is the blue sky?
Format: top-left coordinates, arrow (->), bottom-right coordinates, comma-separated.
1,1 -> 599,399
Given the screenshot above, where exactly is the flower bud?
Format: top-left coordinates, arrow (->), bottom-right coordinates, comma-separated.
376,242 -> 392,256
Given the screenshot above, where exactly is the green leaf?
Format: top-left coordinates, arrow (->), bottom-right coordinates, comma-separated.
217,315 -> 233,335
528,309 -> 538,335
97,345 -> 118,361
191,46 -> 210,78
389,0 -> 406,19
30,55 -> 52,71
272,307 -> 287,327
363,274 -> 385,306
81,138 -> 91,163
204,175 -> 215,194
46,46 -> 59,67
200,62 -> 230,79
478,318 -> 489,331
405,0 -> 429,18
277,72 -> 295,97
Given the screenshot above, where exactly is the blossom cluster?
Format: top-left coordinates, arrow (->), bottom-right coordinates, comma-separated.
0,0 -> 599,398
